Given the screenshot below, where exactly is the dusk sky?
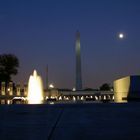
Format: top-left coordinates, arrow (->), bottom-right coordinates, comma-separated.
0,0 -> 140,89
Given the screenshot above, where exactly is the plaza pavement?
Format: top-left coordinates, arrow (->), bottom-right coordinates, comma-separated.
0,103 -> 140,140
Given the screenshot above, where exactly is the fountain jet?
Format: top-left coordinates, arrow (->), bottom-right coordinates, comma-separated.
27,70 -> 44,104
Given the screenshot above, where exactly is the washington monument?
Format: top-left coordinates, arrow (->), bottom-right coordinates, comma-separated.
75,31 -> 82,90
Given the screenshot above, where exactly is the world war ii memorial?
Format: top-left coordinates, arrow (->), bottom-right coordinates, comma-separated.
1,1 -> 140,140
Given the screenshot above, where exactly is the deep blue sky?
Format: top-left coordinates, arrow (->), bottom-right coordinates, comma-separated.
0,0 -> 140,89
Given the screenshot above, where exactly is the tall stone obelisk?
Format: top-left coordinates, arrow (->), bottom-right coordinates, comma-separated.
75,31 -> 82,90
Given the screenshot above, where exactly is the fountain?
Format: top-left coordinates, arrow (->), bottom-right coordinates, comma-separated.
27,70 -> 44,104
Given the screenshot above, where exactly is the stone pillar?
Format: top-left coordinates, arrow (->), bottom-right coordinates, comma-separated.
24,84 -> 28,97
8,82 -> 13,96
1,82 -> 6,95
16,84 -> 21,96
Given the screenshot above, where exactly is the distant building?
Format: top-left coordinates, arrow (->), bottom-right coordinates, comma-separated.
114,76 -> 140,102
0,82 -> 27,104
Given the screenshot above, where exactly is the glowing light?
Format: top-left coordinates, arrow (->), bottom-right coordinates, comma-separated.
119,33 -> 124,39
112,95 -> 114,100
46,96 -> 49,99
59,96 -> 62,100
95,96 -> 98,100
27,70 -> 44,104
72,88 -> 76,91
81,96 -> 84,100
73,96 -> 76,101
49,84 -> 54,89
49,102 -> 54,105
13,97 -> 25,100
7,100 -> 10,104
7,88 -> 10,92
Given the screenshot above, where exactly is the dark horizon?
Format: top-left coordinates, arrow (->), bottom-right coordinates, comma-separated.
0,0 -> 140,89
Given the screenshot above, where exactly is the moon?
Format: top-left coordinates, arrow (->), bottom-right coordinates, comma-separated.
118,33 -> 124,39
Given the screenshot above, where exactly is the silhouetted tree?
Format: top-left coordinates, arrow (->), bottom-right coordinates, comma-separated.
100,83 -> 111,91
0,54 -> 19,85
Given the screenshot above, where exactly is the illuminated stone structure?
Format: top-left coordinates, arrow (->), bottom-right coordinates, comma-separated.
8,82 -> 13,96
24,84 -> 28,97
16,84 -> 21,96
114,76 -> 140,102
1,82 -> 6,95
75,31 -> 82,90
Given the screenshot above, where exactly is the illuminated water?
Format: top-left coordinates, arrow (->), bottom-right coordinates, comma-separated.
27,70 -> 44,104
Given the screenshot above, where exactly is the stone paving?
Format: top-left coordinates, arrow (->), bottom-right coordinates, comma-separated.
0,103 -> 140,140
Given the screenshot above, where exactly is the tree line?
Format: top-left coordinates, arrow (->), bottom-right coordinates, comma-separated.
0,54 -> 19,87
